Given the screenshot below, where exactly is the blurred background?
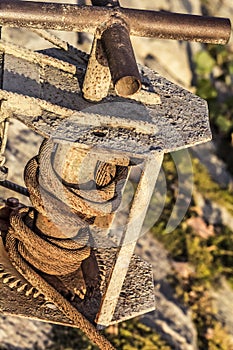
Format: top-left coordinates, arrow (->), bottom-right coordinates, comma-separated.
0,1 -> 233,349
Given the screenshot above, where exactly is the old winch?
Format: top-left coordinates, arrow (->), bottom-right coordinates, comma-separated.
0,1 -> 231,349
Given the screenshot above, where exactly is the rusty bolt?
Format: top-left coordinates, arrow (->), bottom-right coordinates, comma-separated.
6,197 -> 19,208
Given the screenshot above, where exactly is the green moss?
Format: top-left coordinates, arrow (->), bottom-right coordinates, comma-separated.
106,319 -> 172,350
192,157 -> 233,215
48,326 -> 98,350
208,322 -> 233,350
153,155 -> 233,283
194,51 -> 216,76
194,45 -> 233,176
151,151 -> 233,349
48,319 -> 172,350
170,267 -> 233,350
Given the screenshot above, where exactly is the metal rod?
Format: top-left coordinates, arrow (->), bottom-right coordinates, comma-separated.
0,2 -> 231,44
90,0 -> 141,97
0,180 -> 29,197
101,23 -> 141,97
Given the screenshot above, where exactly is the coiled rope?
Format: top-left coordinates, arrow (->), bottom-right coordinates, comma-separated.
4,138 -> 130,349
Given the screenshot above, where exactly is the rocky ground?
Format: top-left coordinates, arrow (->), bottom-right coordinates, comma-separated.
0,0 -> 233,349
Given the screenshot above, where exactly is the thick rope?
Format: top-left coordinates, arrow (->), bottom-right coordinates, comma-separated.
9,208 -> 90,276
37,139 -> 129,217
5,232 -> 116,350
3,139 -> 130,349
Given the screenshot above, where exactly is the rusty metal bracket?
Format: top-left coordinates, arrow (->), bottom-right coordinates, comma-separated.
0,1 -> 231,101
88,0 -> 141,98
83,17 -> 142,100
84,0 -> 140,100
